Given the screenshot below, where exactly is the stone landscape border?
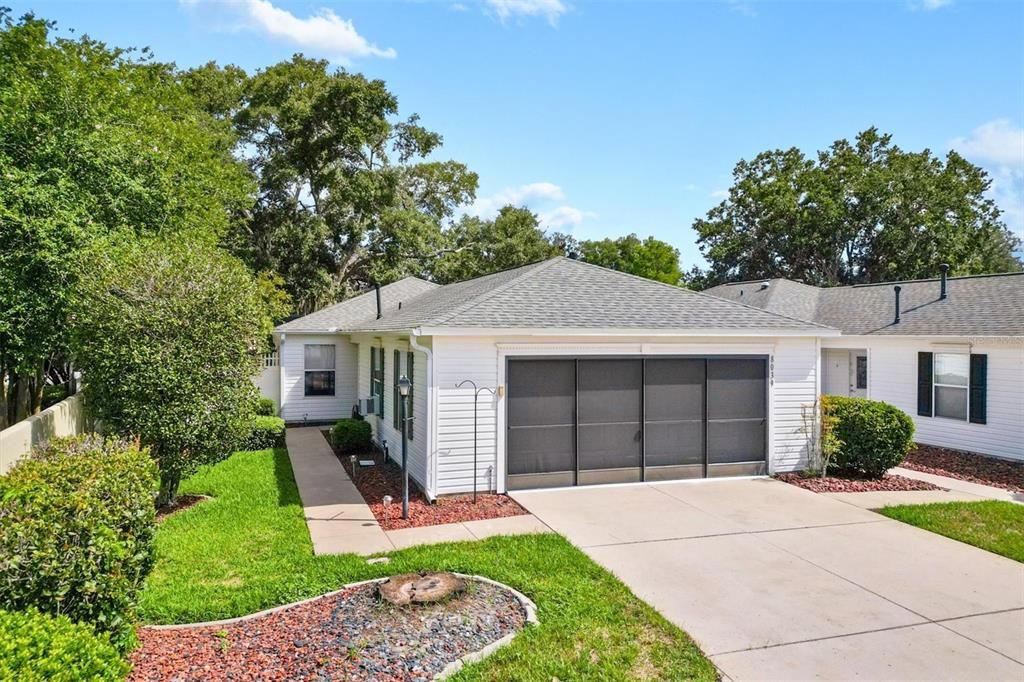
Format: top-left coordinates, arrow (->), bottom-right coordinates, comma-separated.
144,573 -> 539,680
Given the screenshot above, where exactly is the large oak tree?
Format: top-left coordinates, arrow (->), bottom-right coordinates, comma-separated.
693,128 -> 1021,287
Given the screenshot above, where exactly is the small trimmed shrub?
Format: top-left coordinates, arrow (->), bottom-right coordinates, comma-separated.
256,397 -> 276,416
332,418 -> 372,453
245,415 -> 285,449
0,608 -> 128,682
0,435 -> 159,650
823,395 -> 915,478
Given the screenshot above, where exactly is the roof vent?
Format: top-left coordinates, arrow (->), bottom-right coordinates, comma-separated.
759,281 -> 770,291
375,283 -> 382,319
939,263 -> 949,300
893,285 -> 902,324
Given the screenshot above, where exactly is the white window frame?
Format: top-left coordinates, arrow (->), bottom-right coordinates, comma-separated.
303,344 -> 336,397
933,352 -> 969,421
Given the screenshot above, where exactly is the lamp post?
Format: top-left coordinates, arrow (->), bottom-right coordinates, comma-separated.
397,375 -> 412,520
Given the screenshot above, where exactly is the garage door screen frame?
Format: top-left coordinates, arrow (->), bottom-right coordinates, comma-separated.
505,355 -> 769,490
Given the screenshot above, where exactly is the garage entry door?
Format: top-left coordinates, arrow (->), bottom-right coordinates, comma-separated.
506,357 -> 767,490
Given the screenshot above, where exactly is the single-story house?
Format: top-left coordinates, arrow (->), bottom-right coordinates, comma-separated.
269,256 -> 848,499
704,269 -> 1023,462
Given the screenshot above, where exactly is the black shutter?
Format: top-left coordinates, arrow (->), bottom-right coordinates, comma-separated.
969,354 -> 987,425
378,346 -> 385,417
917,352 -> 933,417
393,349 -> 401,429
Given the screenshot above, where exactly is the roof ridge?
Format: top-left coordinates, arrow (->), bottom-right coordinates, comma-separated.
846,271 -> 1024,288
565,258 -> 837,330
430,257 -> 563,326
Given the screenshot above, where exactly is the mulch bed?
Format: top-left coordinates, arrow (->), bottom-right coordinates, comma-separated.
323,431 -> 528,531
776,472 -> 942,493
130,578 -> 527,681
902,444 -> 1024,493
156,495 -> 210,521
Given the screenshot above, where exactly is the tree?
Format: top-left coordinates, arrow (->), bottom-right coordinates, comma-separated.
431,206 -> 562,283
221,56 -> 478,313
579,234 -> 683,285
70,239 -> 266,507
0,12 -> 252,425
692,128 -> 1022,287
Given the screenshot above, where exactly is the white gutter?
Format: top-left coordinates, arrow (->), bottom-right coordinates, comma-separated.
408,331 -> 437,501
412,326 -> 842,338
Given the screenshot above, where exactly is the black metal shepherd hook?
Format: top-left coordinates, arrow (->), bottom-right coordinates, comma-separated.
455,379 -> 496,503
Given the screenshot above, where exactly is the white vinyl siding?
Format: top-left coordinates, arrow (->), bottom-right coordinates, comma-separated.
823,336 -> 1023,460
280,334 -> 357,422
353,337 -> 429,492
432,335 -> 821,494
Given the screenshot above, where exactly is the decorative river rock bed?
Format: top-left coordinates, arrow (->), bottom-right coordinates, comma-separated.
130,573 -> 536,681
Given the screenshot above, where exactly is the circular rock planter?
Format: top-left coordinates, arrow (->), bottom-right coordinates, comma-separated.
130,573 -> 537,681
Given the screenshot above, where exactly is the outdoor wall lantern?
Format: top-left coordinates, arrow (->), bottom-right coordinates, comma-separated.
397,375 -> 412,519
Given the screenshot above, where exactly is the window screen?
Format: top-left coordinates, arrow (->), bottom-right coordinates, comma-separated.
934,353 -> 968,420
303,345 -> 335,396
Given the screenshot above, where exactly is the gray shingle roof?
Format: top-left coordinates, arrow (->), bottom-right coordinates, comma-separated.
279,257 -> 836,335
276,277 -> 439,332
704,273 -> 1024,336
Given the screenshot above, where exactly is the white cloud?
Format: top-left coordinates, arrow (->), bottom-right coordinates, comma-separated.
538,205 -> 596,231
185,0 -> 396,62
486,0 -> 568,24
951,119 -> 1024,169
466,181 -> 593,232
920,0 -> 953,9
725,0 -> 757,17
951,119 -> 1024,246
467,182 -> 565,218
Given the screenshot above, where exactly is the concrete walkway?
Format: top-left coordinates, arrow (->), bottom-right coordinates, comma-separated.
512,478 -> 1024,681
826,467 -> 1024,510
286,427 -> 550,556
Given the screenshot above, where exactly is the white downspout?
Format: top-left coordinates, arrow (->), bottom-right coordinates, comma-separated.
408,331 -> 437,501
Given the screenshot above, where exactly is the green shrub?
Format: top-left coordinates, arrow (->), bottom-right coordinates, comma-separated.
0,608 -> 127,682
823,395 -> 915,478
0,435 -> 159,650
331,418 -> 372,453
245,415 -> 285,449
41,384 -> 69,409
256,397 -> 276,416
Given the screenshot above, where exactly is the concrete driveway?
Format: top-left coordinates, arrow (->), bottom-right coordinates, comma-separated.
512,478 -> 1024,681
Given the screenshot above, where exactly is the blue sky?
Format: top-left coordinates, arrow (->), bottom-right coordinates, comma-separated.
17,0 -> 1024,267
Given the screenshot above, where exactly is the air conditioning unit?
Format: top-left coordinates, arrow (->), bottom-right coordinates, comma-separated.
359,397 -> 377,415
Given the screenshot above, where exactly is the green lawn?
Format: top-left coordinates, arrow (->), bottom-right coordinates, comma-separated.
140,449 -> 716,681
879,500 -> 1024,562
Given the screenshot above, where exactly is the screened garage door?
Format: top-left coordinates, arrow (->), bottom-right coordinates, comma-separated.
506,357 -> 767,490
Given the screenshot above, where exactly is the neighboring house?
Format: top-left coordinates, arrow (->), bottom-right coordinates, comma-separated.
270,257 -> 842,498
705,270 -> 1024,462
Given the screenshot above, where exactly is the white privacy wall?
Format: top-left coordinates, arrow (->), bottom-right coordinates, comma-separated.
352,336 -> 429,493
432,334 -> 821,494
279,334 -> 358,423
836,336 -> 1023,460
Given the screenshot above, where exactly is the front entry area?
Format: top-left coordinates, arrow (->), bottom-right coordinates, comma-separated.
505,357 -> 767,490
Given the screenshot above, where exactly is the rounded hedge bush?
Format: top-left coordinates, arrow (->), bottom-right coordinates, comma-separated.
822,395 -> 915,478
0,435 -> 158,651
332,418 -> 372,453
0,608 -> 128,682
255,397 -> 276,416
245,415 -> 285,449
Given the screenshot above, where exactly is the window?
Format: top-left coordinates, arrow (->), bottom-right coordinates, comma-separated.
370,346 -> 384,416
934,353 -> 969,420
303,344 -> 335,396
393,349 -> 401,430
855,356 -> 867,390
